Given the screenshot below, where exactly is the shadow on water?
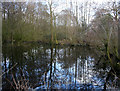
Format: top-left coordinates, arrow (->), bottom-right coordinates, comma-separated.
2,43 -> 120,90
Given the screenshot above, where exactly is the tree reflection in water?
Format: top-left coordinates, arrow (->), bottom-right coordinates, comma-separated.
2,43 -> 120,90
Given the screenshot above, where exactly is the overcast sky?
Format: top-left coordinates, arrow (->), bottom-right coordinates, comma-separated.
48,0 -> 119,24
52,0 -> 119,13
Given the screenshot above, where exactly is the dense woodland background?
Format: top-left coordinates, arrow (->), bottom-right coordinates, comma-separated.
2,1 -> 119,54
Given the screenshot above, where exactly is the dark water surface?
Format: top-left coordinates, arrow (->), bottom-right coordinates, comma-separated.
2,43 -> 120,90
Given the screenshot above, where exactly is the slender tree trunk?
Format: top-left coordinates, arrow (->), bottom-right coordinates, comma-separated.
50,3 -> 53,44
54,14 -> 58,44
118,1 -> 120,56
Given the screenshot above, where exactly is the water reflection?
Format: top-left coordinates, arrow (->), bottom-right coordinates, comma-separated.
2,43 -> 120,90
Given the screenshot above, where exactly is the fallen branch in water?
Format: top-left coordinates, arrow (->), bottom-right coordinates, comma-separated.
5,69 -> 31,90
0,63 -> 17,78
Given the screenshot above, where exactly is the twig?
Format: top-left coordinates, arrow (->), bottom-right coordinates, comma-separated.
12,74 -> 18,89
112,72 -> 120,80
0,63 -> 17,77
5,78 -> 15,90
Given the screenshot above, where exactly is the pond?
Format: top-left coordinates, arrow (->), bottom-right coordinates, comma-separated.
2,43 -> 120,90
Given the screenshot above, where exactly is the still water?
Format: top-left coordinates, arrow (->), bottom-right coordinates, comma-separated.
2,43 -> 120,90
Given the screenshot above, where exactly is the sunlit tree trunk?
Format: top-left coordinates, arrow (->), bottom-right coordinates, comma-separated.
69,0 -> 73,41
75,0 -> 78,42
65,0 -> 67,40
49,1 -> 53,45
88,1 -> 91,25
53,13 -> 58,44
